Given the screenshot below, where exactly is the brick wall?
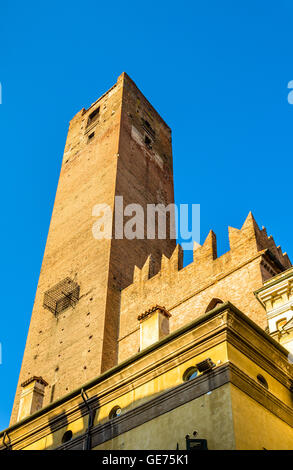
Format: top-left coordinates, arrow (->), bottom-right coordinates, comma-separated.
118,213 -> 291,362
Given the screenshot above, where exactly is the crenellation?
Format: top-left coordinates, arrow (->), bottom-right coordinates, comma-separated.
193,230 -> 217,263
168,244 -> 183,272
133,255 -> 156,283
118,212 -> 291,362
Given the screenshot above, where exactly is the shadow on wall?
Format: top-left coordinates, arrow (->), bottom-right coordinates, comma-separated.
205,298 -> 224,313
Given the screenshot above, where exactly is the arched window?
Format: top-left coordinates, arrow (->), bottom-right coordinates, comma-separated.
109,406 -> 122,419
61,430 -> 73,444
183,367 -> 198,382
257,374 -> 268,390
276,318 -> 287,330
205,298 -> 224,313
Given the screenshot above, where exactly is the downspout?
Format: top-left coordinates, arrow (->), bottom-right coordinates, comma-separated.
81,388 -> 94,451
2,431 -> 11,450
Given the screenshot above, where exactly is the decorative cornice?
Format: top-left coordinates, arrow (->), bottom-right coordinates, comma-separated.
283,317 -> 293,331
21,376 -> 48,388
226,312 -> 293,390
56,362 -> 293,450
255,266 -> 293,296
229,363 -> 293,427
57,363 -> 232,450
266,302 -> 293,319
2,303 -> 293,450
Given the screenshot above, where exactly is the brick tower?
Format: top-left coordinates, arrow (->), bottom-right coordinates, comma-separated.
10,73 -> 176,424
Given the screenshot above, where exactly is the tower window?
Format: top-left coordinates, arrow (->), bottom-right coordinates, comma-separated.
257,374 -> 269,390
87,107 -> 100,126
61,430 -> 73,444
144,135 -> 152,148
88,132 -> 95,142
141,118 -> 155,138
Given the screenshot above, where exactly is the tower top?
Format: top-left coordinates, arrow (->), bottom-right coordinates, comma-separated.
74,72 -> 171,131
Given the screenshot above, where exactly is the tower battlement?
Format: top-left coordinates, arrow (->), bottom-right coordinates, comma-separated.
118,213 -> 291,362
129,211 -> 290,286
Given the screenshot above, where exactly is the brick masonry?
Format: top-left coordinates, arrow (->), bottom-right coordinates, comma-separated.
118,213 -> 291,362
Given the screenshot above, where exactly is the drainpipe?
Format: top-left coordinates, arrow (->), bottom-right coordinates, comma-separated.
2,431 -> 11,450
81,388 -> 94,451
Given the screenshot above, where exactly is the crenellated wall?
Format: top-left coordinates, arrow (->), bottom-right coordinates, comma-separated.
118,212 -> 291,362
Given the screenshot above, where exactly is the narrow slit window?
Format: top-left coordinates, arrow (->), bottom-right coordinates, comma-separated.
87,107 -> 100,126
141,118 -> 155,137
88,132 -> 95,142
144,135 -> 152,148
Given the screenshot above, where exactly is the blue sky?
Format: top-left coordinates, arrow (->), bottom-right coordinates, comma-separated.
1,1 -> 293,430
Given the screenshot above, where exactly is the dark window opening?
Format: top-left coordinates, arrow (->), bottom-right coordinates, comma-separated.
62,430 -> 73,444
109,406 -> 122,419
257,374 -> 268,390
141,118 -> 155,137
88,132 -> 95,141
87,107 -> 100,126
183,367 -> 198,382
144,135 -> 152,148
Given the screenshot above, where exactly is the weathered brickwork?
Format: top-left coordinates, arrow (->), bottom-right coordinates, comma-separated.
118,213 -> 291,362
10,73 -> 176,425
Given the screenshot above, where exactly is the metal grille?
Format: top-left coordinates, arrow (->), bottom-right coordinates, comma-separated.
43,277 -> 80,315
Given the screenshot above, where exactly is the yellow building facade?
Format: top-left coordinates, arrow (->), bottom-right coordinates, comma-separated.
1,303 -> 293,450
